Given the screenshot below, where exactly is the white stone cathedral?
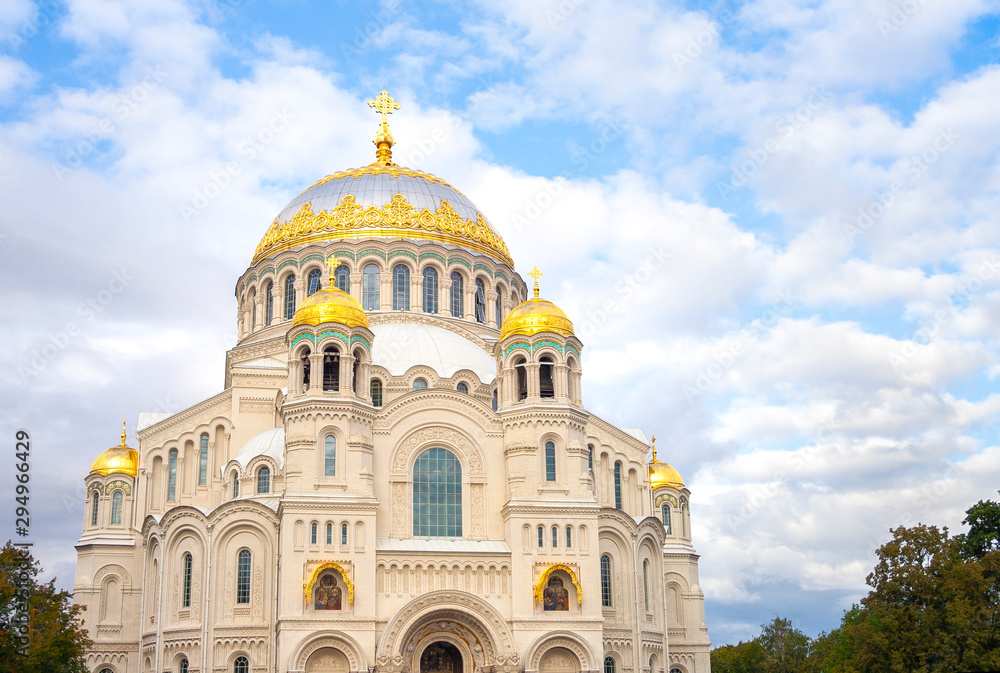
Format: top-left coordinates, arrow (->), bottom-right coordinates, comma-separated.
73,91 -> 711,673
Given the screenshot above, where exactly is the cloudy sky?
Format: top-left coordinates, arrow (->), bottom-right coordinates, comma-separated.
2,0 -> 1000,646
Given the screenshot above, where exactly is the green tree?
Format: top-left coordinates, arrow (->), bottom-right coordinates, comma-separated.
711,639 -> 767,673
757,617 -> 811,673
0,541 -> 90,673
959,493 -> 1000,559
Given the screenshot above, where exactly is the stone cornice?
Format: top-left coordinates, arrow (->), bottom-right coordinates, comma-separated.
375,389 -> 501,432
136,389 -> 232,441
502,502 -> 601,517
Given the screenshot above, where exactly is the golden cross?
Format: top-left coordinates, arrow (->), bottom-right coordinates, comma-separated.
368,90 -> 400,125
651,434 -> 657,462
121,417 -> 127,447
529,266 -> 543,298
326,256 -> 340,284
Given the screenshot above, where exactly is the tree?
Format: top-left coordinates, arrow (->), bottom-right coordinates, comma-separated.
757,617 -> 810,673
0,541 -> 90,673
711,639 -> 767,673
960,493 -> 1000,559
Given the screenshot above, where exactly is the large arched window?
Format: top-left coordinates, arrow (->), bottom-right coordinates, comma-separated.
335,265 -> 351,293
90,492 -> 99,526
199,433 -> 208,486
613,462 -> 622,510
362,264 -> 380,310
231,470 -> 239,499
257,466 -> 270,494
604,657 -> 616,673
662,504 -> 672,534
392,264 -> 410,310
495,284 -> 504,326
110,491 -> 123,525
423,267 -> 438,313
323,346 -> 340,391
370,379 -> 383,407
180,659 -> 189,673
643,559 -> 650,611
544,441 -> 556,482
283,274 -> 296,320
324,436 -> 336,476
474,278 -> 486,322
601,554 -> 613,607
182,552 -> 192,608
307,268 -> 322,296
234,656 -> 249,673
236,550 -> 251,604
450,272 -> 464,317
539,355 -> 555,398
167,449 -> 178,501
413,447 -> 462,537
264,281 -> 274,325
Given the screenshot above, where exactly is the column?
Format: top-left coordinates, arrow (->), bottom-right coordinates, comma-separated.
410,273 -> 422,312
554,363 -> 570,403
487,289 -> 499,328
441,277 -> 453,317
308,353 -> 323,393
340,352 -> 356,398
526,363 -> 541,401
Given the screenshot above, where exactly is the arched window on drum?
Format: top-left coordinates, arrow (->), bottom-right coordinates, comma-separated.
412,448 -> 462,537
392,264 -> 410,310
307,267 -> 322,296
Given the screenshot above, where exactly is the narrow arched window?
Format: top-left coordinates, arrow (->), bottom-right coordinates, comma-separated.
539,355 -> 555,398
604,657 -> 616,673
474,278 -> 486,322
307,268 -> 322,296
326,523 -> 333,545
311,522 -> 318,545
551,525 -> 558,548
199,433 -> 208,486
601,555 -> 613,607
362,264 -> 380,310
643,559 -> 650,611
682,506 -> 687,537
450,272 -> 464,317
392,264 -> 410,310
250,290 -> 257,328
662,504 -> 672,534
537,525 -> 544,548
179,658 -> 189,673
371,378 -> 383,407
514,357 -> 527,401
588,444 -> 594,470
565,526 -> 572,548
110,491 -> 123,525
256,466 -> 270,494
301,350 -> 311,390
457,382 -> 468,394
495,284 -> 503,326
283,274 -> 296,320
413,447 -> 462,537
236,550 -> 251,604
423,267 -> 438,313
335,264 -> 351,293
324,436 -> 336,476
167,449 -> 178,501
231,470 -> 239,498
492,389 -> 498,411
413,378 -> 427,391
182,552 -> 192,607
90,492 -> 99,526
264,281 -> 274,325
234,655 -> 250,673
544,441 -> 556,481
341,522 -> 348,545
613,462 -> 622,510
323,346 -> 340,391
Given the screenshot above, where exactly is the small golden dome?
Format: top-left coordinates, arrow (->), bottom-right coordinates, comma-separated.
648,435 -> 684,489
90,419 -> 139,477
292,258 -> 370,329
500,267 -> 574,341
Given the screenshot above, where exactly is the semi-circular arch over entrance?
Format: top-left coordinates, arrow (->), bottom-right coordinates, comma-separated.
376,590 -> 518,673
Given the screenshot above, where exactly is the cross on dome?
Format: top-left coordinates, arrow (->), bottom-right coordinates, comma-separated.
325,256 -> 340,284
368,89 -> 401,166
529,266 -> 543,298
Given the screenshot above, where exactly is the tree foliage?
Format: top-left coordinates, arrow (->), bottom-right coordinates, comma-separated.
0,541 -> 90,673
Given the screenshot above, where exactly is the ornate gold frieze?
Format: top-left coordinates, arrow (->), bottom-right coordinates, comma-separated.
252,194 -> 514,268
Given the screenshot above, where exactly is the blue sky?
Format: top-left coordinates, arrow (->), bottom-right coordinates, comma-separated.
2,0 -> 1000,647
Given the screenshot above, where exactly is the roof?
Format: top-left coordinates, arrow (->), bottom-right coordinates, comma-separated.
232,427 -> 285,470
136,412 -> 171,432
371,321 -> 496,383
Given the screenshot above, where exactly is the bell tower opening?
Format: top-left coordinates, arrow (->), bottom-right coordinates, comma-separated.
420,642 -> 463,673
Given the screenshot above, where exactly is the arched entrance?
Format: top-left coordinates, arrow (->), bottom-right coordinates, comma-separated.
306,647 -> 350,673
419,642 -> 463,673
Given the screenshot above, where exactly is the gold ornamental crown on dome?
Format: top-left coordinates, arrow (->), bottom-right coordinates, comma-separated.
499,267 -> 575,341
251,89 -> 514,268
648,435 -> 684,489
291,256 -> 370,329
90,418 -> 139,477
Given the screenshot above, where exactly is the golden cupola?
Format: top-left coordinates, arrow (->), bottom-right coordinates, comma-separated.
648,436 -> 684,489
292,258 -> 369,329
90,419 -> 139,477
500,267 -> 574,341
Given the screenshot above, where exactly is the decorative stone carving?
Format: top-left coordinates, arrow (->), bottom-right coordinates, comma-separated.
390,427 -> 485,476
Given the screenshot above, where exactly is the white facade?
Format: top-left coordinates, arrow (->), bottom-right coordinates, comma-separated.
73,129 -> 711,673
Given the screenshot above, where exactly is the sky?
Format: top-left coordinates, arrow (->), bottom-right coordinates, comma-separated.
1,0 -> 999,648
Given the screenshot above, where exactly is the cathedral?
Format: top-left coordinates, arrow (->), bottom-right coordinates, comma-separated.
73,91 -> 711,673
